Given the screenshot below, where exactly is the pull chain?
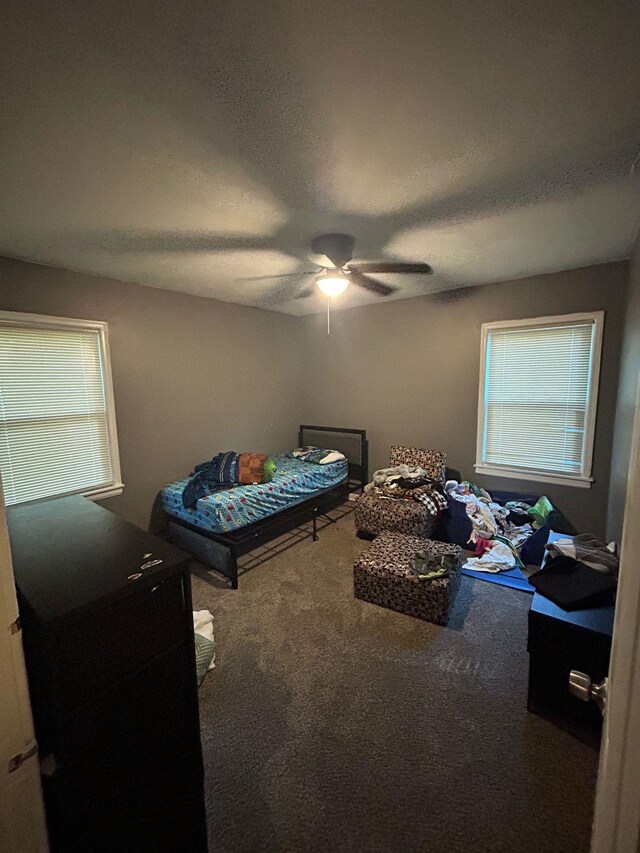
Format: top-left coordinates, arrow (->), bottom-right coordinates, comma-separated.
327,296 -> 331,336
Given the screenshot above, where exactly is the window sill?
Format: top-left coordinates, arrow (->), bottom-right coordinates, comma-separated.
85,483 -> 125,502
473,465 -> 592,490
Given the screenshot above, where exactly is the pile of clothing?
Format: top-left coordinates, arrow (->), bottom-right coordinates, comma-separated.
411,549 -> 459,580
528,534 -> 619,609
545,534 -> 619,575
445,480 -> 555,573
182,451 -> 277,509
364,465 -> 448,517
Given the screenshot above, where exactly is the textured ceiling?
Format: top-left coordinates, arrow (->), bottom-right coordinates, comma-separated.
1,0 -> 639,314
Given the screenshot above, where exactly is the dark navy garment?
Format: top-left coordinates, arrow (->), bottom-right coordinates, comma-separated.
182,452 -> 239,509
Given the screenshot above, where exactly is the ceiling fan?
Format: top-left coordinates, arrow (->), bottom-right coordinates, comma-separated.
252,233 -> 432,300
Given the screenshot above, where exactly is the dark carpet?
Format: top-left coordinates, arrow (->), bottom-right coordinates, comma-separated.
191,508 -> 598,853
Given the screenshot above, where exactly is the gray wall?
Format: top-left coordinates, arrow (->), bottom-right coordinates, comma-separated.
607,231 -> 640,541
0,257 -> 304,529
299,263 -> 628,538
0,256 -> 630,539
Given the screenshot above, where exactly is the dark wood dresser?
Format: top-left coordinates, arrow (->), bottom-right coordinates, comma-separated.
8,496 -> 208,853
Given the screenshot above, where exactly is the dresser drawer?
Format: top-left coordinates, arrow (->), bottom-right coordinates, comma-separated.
42,642 -> 206,853
41,571 -> 189,725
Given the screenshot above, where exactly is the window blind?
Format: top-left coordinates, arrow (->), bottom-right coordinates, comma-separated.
0,324 -> 114,505
482,321 -> 596,476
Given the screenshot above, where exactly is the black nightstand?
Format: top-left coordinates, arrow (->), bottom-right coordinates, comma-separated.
527,591 -> 614,742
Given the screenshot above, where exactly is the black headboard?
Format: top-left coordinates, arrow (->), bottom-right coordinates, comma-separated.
298,425 -> 368,487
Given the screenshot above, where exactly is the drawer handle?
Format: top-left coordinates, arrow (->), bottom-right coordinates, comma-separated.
40,753 -> 61,777
141,558 -> 163,571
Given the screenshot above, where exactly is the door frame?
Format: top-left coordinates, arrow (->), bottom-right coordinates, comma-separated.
591,375 -> 640,852
0,478 -> 49,852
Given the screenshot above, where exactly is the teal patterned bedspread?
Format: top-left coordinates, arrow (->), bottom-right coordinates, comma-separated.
161,454 -> 348,534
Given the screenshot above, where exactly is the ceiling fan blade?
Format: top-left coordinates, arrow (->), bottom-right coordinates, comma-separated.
239,270 -> 316,282
349,269 -> 398,296
76,231 -> 275,254
295,287 -> 315,299
255,274 -> 317,307
349,261 -> 432,274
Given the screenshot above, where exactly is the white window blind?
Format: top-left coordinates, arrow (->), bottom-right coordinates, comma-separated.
0,314 -> 122,506
476,313 -> 603,488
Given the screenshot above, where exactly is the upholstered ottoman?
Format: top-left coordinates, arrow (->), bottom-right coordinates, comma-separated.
354,532 -> 462,625
354,493 -> 438,539
354,445 -> 446,540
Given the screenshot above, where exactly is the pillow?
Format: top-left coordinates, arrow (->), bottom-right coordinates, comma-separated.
238,452 -> 268,484
318,450 -> 347,465
289,446 -> 346,464
263,457 -> 277,482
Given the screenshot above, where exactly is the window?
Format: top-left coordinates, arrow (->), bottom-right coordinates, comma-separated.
0,311 -> 122,505
475,312 -> 604,489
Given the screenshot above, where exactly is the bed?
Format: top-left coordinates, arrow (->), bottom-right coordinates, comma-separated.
162,425 -> 368,589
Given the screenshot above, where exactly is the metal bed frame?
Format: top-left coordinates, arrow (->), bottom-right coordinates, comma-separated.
166,425 -> 368,589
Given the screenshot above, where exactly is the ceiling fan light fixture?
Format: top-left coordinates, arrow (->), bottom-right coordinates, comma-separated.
316,271 -> 349,296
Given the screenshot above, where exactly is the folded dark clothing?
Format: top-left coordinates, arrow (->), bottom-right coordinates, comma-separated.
396,476 -> 442,492
507,509 -> 531,526
193,451 -> 238,485
183,479 -> 231,507
182,475 -> 206,509
182,451 -> 239,508
529,555 -> 616,610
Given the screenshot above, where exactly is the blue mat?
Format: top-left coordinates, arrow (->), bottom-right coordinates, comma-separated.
462,565 -> 534,593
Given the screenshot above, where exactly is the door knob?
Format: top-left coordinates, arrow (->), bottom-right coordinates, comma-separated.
569,670 -> 608,716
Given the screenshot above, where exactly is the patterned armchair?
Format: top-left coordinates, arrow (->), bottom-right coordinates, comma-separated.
354,445 -> 447,540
